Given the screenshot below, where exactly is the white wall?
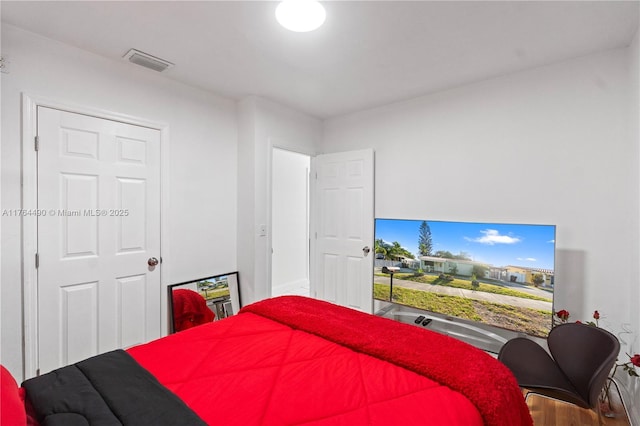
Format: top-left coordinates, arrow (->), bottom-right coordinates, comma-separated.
627,27 -> 640,425
272,148 -> 310,294
237,96 -> 321,306
324,47 -> 636,354
1,25 -> 238,381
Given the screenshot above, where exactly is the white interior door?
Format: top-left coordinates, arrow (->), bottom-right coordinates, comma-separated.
311,149 -> 374,313
37,107 -> 161,374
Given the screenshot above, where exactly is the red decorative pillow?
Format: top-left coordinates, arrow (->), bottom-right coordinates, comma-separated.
172,289 -> 215,332
1,365 -> 27,426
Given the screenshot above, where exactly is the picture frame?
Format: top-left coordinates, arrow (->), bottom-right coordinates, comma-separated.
168,271 -> 241,333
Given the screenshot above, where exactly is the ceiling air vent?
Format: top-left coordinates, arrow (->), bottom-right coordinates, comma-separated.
123,49 -> 173,72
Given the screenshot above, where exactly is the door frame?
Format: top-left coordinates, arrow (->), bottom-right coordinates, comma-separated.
21,94 -> 171,379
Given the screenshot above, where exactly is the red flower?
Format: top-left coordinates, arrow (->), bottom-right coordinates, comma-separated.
575,320 -> 582,324
593,310 -> 600,320
631,354 -> 640,368
556,310 -> 570,321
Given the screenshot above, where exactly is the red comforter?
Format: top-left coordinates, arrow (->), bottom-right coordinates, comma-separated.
128,296 -> 532,426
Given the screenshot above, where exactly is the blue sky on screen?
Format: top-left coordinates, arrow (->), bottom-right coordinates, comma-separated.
375,219 -> 556,270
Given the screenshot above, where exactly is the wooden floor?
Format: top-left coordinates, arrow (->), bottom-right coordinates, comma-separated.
527,390 -> 631,426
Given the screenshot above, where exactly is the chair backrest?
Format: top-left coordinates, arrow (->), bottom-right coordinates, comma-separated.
548,322 -> 620,408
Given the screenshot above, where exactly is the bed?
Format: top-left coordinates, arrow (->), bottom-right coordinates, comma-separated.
4,296 -> 533,426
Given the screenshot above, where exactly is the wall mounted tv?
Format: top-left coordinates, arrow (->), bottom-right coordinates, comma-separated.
374,218 -> 556,351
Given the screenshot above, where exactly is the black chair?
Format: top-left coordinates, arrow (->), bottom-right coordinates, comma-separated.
498,322 -> 620,422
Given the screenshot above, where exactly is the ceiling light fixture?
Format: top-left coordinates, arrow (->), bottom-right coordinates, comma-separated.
276,0 -> 326,33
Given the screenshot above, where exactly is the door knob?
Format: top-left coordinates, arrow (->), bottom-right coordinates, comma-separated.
362,246 -> 371,256
148,257 -> 159,267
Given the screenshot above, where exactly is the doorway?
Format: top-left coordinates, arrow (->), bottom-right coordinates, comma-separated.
271,148 -> 311,297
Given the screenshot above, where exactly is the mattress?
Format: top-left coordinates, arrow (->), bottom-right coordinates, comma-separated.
17,296 -> 532,426
129,296 -> 532,426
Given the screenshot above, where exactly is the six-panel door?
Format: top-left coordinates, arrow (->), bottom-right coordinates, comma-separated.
37,107 -> 161,374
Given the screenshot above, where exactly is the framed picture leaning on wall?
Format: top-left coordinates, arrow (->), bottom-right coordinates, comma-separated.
168,272 -> 241,333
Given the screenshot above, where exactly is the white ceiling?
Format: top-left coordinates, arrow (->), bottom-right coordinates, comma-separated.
2,1 -> 639,119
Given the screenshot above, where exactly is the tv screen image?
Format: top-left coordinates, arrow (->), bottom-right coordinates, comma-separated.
374,218 -> 556,349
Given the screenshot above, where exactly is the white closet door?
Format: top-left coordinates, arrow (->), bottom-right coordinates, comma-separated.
37,107 -> 161,374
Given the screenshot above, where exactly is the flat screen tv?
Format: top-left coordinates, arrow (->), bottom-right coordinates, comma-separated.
374,218 -> 556,351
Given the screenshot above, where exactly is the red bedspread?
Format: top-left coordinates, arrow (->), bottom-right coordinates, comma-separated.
129,296 -> 532,426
